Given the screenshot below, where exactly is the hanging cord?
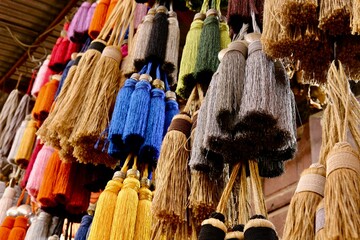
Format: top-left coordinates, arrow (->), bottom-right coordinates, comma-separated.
216,162 -> 241,214
15,73 -> 22,90
251,10 -> 261,34
238,164 -> 249,224
249,160 -> 267,217
200,0 -> 210,13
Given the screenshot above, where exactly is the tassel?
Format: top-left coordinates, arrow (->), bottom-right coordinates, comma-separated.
24,211 -> 52,240
219,19 -> 231,50
7,216 -> 28,240
64,42 -> 80,64
85,2 -> 97,33
70,46 -> 122,165
54,59 -> 75,99
152,113 -> 191,225
49,40 -> 106,161
164,11 -> 180,85
88,0 -> 110,39
144,6 -> 169,66
37,150 -> 62,207
65,164 -> 91,214
198,212 -> 227,240
38,76 -> 60,122
132,8 -> 156,71
0,93 -> 31,158
225,225 -> 244,240
0,187 -> 16,229
32,84 -> 48,122
52,161 -> 74,204
26,146 -> 54,199
0,216 -> 15,240
207,41 -> 247,148
134,3 -> 148,29
282,164 -> 326,240
31,56 -> 52,97
315,199 -> 325,240
164,91 -> 179,136
122,67 -> 152,153
36,54 -> 82,149
352,0 -> 360,34
176,13 -> 205,99
68,2 -> 91,43
14,118 -> 37,168
48,30 -> 70,72
139,67 -> 166,167
279,0 -> 318,27
319,0 -> 351,35
193,9 -> 221,92
0,89 -> 21,141
110,160 -> 140,240
324,142 -> 360,238
7,117 -> 29,165
258,160 -> 285,178
74,215 -> 93,240
133,172 -> 152,240
88,159 -> 129,240
105,0 -> 119,21
244,215 -> 278,240
48,216 -> 59,237
108,73 -> 140,158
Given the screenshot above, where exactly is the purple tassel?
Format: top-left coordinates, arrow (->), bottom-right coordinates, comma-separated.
85,3 -> 97,32
68,2 -> 91,43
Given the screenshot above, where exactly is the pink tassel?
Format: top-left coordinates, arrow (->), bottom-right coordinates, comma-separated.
134,3 -> 148,29
26,146 -> 54,199
31,57 -> 53,97
20,139 -> 43,189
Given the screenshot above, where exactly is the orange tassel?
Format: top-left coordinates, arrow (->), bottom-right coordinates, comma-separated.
38,76 -> 60,122
105,0 -> 119,20
37,150 -> 62,207
0,216 -> 16,239
88,0 -> 110,39
53,161 -> 74,204
32,84 -> 47,122
7,216 -> 28,240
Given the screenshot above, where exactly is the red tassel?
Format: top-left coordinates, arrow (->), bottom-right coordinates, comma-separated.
49,35 -> 70,72
65,41 -> 81,63
66,164 -> 91,214
7,216 -> 28,240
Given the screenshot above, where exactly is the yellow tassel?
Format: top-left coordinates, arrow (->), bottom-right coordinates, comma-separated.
15,118 -> 37,168
134,169 -> 153,240
219,20 -> 231,50
88,155 -> 131,240
110,156 -> 140,240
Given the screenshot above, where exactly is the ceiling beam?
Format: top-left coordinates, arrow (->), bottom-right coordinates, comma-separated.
0,0 -> 79,87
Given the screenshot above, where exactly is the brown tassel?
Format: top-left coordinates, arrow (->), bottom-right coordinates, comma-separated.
319,0 -> 351,35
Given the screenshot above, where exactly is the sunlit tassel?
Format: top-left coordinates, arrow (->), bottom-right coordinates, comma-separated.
88,156 -> 131,240
134,171 -> 152,240
152,113 -> 191,225
7,116 -> 29,166
7,216 -> 28,240
110,158 -> 141,240
0,216 -> 15,239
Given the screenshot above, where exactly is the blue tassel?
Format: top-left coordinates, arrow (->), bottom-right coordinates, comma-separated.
163,74 -> 179,136
139,65 -> 166,166
55,60 -> 75,99
122,63 -> 153,152
74,215 -> 93,240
